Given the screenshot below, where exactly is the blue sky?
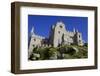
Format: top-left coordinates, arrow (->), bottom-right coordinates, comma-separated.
28,15 -> 88,43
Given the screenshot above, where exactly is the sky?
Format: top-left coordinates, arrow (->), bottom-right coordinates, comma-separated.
28,15 -> 88,43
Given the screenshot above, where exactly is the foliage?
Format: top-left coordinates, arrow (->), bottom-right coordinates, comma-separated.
84,43 -> 88,47
29,45 -> 88,60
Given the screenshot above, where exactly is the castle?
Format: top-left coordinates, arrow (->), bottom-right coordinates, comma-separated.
28,21 -> 84,57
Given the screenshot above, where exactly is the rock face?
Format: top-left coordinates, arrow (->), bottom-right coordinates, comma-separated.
72,47 -> 79,53
29,53 -> 40,60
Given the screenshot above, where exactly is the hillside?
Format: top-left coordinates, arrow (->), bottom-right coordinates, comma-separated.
29,45 -> 88,60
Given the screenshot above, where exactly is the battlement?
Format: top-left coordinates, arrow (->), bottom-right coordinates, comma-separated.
31,34 -> 45,39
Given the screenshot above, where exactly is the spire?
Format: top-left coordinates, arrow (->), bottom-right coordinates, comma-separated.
76,29 -> 78,32
31,26 -> 34,35
52,25 -> 55,29
73,28 -> 76,33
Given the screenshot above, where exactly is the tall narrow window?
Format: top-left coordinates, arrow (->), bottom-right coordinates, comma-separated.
79,35 -> 80,38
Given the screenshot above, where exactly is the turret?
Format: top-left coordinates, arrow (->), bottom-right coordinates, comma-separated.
76,29 -> 78,33
52,25 -> 55,29
73,28 -> 76,33
75,31 -> 84,46
31,26 -> 35,36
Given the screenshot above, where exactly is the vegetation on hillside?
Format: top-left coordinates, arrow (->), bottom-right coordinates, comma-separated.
29,44 -> 88,60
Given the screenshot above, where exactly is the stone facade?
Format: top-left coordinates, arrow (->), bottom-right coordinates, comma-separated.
49,21 -> 84,47
28,21 -> 84,57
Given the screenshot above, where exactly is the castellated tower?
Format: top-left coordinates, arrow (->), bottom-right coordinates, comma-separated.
49,21 -> 67,47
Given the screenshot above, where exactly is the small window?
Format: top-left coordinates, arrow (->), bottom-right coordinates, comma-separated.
60,25 -> 62,28
33,45 -> 35,47
34,39 -> 36,41
79,35 -> 80,38
58,31 -> 60,34
79,40 -> 81,43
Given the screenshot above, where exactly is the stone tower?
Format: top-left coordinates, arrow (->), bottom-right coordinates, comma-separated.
28,27 -> 35,58
28,26 -> 45,58
75,30 -> 84,46
49,21 -> 66,47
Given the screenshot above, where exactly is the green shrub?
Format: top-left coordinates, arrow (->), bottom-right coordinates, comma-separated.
29,44 -> 88,60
